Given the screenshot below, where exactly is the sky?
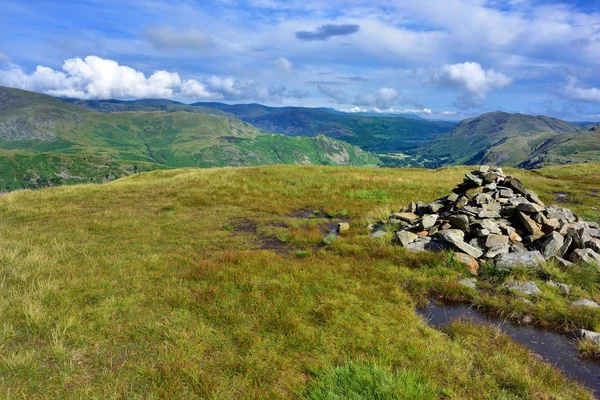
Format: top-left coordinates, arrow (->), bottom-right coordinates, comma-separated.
0,0 -> 599,121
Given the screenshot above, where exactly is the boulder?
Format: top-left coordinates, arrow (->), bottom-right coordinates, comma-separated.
540,231 -> 564,258
453,252 -> 479,275
504,281 -> 541,296
570,248 -> 600,265
395,231 -> 418,247
495,251 -> 545,271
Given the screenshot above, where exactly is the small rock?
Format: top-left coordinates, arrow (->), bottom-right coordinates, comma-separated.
549,256 -> 574,268
447,193 -> 459,203
505,176 -> 528,195
499,188 -> 514,198
576,329 -> 600,344
456,196 -> 469,209
518,211 -> 543,236
478,210 -> 501,219
416,230 -> 429,237
420,214 -> 438,229
480,219 -> 501,234
547,206 -> 577,224
395,231 -> 418,247
540,231 -> 564,258
370,230 -> 386,238
495,251 -> 545,271
440,229 -> 465,243
458,278 -> 477,289
485,234 -> 509,248
449,214 -> 470,231
452,240 -> 484,259
479,165 -> 490,173
586,238 -> 600,254
453,252 -> 479,275
558,283 -> 571,295
337,222 -> 350,234
486,245 -> 510,258
571,299 -> 600,308
392,212 -> 419,223
516,202 -> 546,214
464,172 -> 483,187
570,248 -> 600,265
504,281 -> 541,296
509,231 -> 523,243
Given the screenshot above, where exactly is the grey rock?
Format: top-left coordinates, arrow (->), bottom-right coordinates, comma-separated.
518,211 -> 543,235
570,248 -> 600,265
429,202 -> 444,213
456,196 -> 469,209
505,176 -> 528,195
558,283 -> 571,295
486,245 -> 510,258
370,230 -> 387,238
464,172 -> 483,186
499,188 -> 514,198
587,238 -> 600,254
452,240 -> 484,259
549,256 -> 574,268
511,242 -> 528,253
527,191 -> 545,207
474,229 -> 491,237
576,329 -> 600,344
458,278 -> 477,289
480,219 -> 501,234
440,229 -> 465,243
541,231 -> 564,258
479,165 -> 490,173
558,236 -> 573,258
571,299 -> 600,308
504,281 -> 541,296
447,193 -> 459,203
495,251 -> 545,271
485,234 -> 509,248
516,202 -> 546,213
478,210 -> 501,219
395,231 -> 418,247
405,238 -> 451,252
547,206 -> 577,224
449,214 -> 470,231
420,214 -> 438,229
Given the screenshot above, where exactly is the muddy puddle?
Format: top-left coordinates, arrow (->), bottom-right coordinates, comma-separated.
418,301 -> 600,396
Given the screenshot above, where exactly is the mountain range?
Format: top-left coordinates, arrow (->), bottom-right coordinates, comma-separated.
1,85 -> 599,191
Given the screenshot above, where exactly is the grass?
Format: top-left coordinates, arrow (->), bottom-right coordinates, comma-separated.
0,164 -> 598,398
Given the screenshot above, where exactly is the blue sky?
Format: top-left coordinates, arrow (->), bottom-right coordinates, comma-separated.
1,0 -> 599,120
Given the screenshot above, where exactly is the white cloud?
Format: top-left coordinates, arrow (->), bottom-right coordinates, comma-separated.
274,57 -> 293,73
354,87 -> 400,109
430,62 -> 513,108
0,56 -> 298,102
145,26 -> 211,50
564,77 -> 600,102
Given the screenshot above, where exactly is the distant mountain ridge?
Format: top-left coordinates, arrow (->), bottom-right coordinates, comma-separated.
0,87 -> 378,191
419,111 -> 583,167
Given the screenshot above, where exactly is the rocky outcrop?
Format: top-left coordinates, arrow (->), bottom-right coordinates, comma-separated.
391,166 -> 600,268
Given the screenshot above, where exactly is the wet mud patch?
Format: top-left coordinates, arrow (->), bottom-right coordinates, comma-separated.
418,300 -> 600,396
229,219 -> 291,255
289,209 -> 332,219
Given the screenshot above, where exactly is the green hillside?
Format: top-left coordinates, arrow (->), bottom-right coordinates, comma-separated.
0,164 -> 598,398
418,111 -> 579,167
0,87 -> 378,190
192,102 -> 455,152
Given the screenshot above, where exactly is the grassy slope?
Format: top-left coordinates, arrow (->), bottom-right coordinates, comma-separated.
192,102 -> 455,152
0,87 -> 378,190
0,164 -> 599,398
420,111 -> 579,167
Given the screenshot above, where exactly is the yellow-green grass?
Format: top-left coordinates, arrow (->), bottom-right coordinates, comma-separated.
0,164 -> 598,398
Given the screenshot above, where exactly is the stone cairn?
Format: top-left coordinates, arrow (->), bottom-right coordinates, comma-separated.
391,166 -> 600,274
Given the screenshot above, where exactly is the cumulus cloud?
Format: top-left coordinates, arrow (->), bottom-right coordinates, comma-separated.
564,77 -> 600,102
0,56 -> 294,102
274,57 -> 293,73
430,62 -> 514,108
296,24 -> 360,41
145,26 -> 211,51
354,87 -> 400,109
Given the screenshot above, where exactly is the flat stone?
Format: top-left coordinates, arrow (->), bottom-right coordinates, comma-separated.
447,193 -> 459,203
474,229 -> 491,237
486,245 -> 510,258
482,172 -> 497,184
466,187 -> 484,199
456,196 -> 469,209
505,176 -> 528,195
478,210 -> 501,219
449,214 -> 470,231
509,231 -> 523,243
526,191 -> 545,207
558,236 -> 573,258
480,219 -> 501,234
464,172 -> 483,186
416,230 -> 429,237
570,248 -> 600,265
440,229 -> 466,243
428,202 -> 444,213
393,212 -> 420,223
546,206 -> 577,224
474,193 -> 493,205
516,202 -> 546,213
420,214 -> 438,229
571,299 -> 600,308
549,256 -> 574,269
458,278 -> 477,289
452,240 -> 484,259
405,238 -> 451,252
587,221 -> 600,229
540,231 -> 564,258
453,252 -> 479,275
395,230 -> 418,247
495,251 -> 545,271
479,165 -> 490,173
518,211 -> 543,236
485,234 -> 509,248
511,242 -> 527,253
504,281 -> 541,296
498,188 -> 513,198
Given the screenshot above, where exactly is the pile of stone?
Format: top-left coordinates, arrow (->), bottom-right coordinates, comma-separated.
391,166 -> 600,272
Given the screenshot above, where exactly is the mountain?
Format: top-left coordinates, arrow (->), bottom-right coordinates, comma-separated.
0,87 -> 378,191
418,111 -> 580,167
518,125 -> 600,169
64,98 -> 229,116
191,102 -> 455,152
